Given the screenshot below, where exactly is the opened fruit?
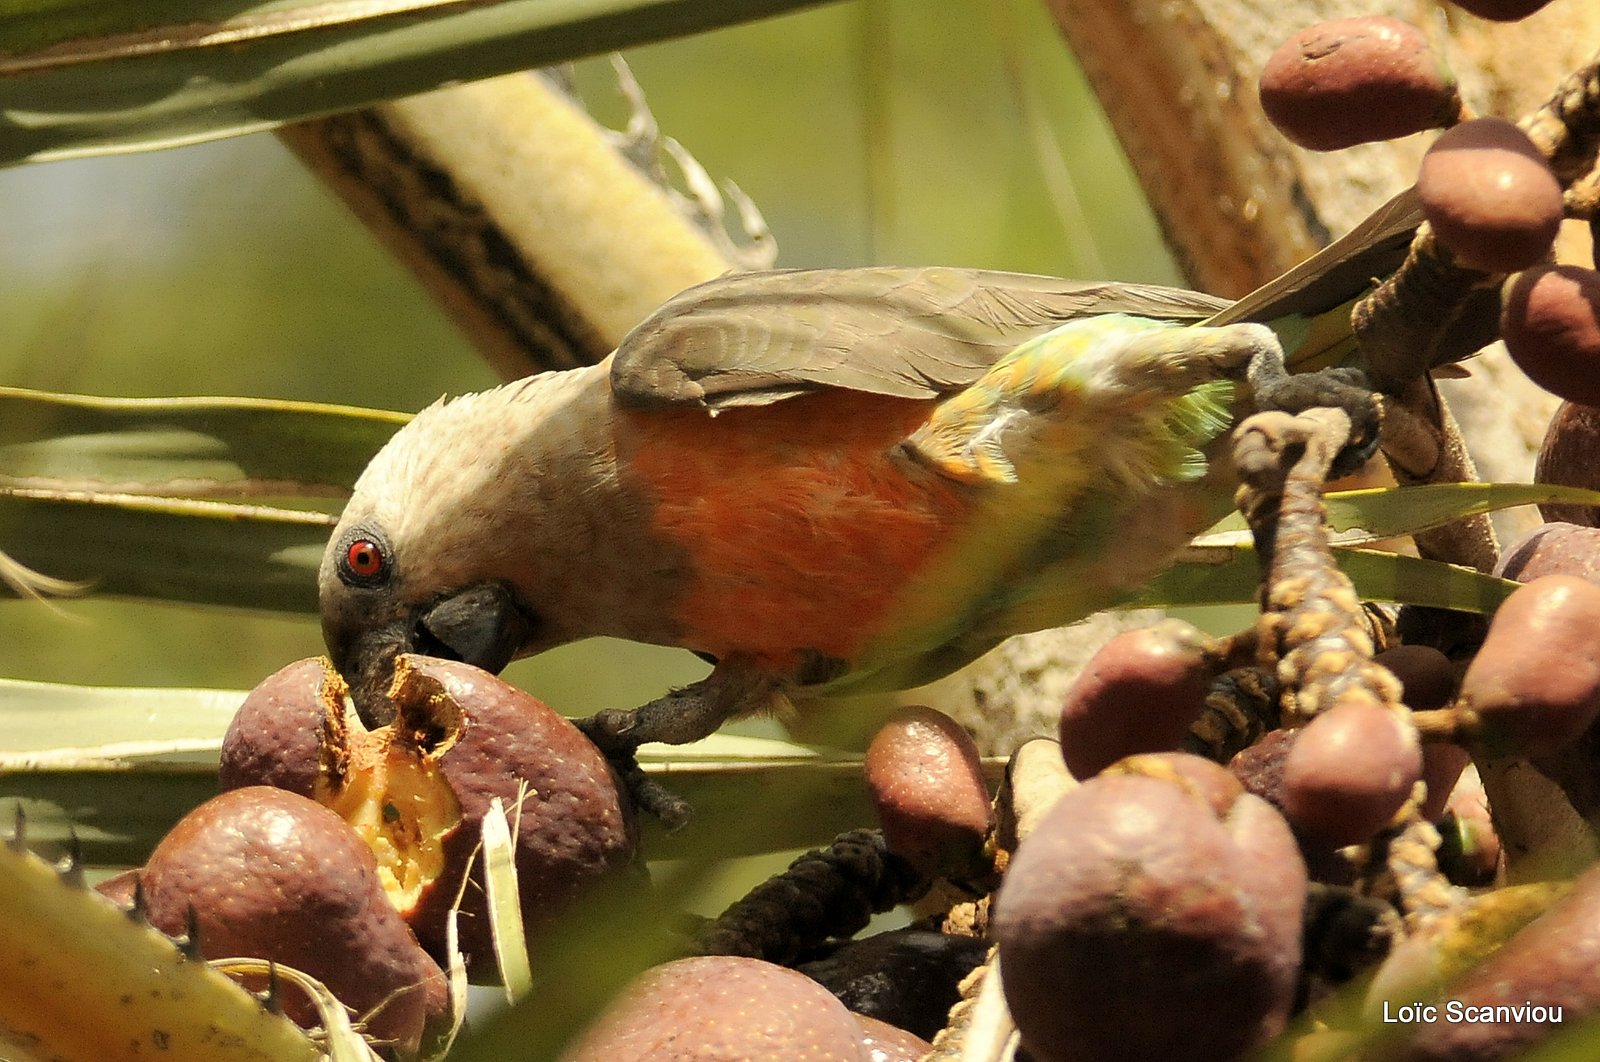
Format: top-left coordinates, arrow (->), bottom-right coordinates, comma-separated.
221,654 -> 639,973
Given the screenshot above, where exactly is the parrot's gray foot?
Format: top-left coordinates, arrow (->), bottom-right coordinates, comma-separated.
582,685 -> 737,750
578,663 -> 779,828
584,661 -> 778,749
1249,360 -> 1380,480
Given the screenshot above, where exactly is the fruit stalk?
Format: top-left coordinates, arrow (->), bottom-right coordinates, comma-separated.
1522,50 -> 1600,185
1234,408 -> 1404,727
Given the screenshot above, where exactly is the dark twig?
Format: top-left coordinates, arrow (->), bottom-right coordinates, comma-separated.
694,829 -> 927,965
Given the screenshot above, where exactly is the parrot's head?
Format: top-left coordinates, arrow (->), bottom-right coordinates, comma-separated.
319,391 -> 547,727
318,519 -> 538,726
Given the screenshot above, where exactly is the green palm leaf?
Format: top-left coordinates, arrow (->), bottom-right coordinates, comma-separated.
1148,544 -> 1518,616
1202,481 -> 1600,546
0,386 -> 404,609
0,0 -> 836,167
0,385 -> 406,498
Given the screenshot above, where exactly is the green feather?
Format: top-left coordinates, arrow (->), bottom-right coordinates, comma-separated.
1163,378 -> 1236,482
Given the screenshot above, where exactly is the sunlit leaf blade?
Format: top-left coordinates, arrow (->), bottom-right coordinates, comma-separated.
0,387 -> 417,610
0,386 -> 407,499
481,795 -> 533,1003
1203,482 -> 1600,544
0,681 -> 232,867
1145,544 -> 1518,615
0,840 -> 321,1062
0,764 -> 216,867
1336,546 -> 1518,613
0,0 -> 836,166
0,490 -> 332,611
0,755 -> 895,867
0,675 -> 240,757
1323,482 -> 1600,537
0,678 -> 850,763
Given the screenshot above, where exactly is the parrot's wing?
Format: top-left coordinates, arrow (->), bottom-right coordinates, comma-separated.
610,267 -> 1230,411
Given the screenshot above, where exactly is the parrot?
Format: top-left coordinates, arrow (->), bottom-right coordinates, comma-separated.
319,189 -> 1497,773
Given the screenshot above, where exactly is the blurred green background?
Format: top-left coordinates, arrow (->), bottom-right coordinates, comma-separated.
0,0 -> 1172,715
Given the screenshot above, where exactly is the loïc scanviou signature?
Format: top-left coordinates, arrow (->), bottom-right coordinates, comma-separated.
1382,1000 -> 1565,1024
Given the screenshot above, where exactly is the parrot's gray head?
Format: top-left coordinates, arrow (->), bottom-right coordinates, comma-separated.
319,520 -> 538,726
319,388 -> 548,727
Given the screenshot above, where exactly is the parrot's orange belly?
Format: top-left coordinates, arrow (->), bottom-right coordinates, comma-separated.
616,390 -> 974,668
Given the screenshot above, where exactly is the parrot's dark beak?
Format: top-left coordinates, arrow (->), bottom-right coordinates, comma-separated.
327,582 -> 534,729
328,617 -> 412,730
414,582 -> 535,676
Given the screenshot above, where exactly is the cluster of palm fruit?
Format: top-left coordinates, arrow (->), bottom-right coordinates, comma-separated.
989,4 -> 1600,1059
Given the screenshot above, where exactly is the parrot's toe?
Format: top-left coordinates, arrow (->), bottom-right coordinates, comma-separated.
575,717 -> 694,831
631,774 -> 694,832
577,667 -> 777,828
582,707 -> 640,745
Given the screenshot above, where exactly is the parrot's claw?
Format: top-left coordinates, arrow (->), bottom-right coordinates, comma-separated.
582,665 -> 776,751
577,664 -> 784,828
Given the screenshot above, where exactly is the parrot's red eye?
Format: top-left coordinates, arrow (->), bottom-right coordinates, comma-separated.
346,540 -> 384,578
336,528 -> 392,588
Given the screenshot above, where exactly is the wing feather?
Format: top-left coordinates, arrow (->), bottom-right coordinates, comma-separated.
615,187 -> 1497,414
610,267 -> 1229,410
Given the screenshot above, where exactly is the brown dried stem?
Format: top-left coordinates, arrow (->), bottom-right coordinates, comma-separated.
1233,408 -> 1405,727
